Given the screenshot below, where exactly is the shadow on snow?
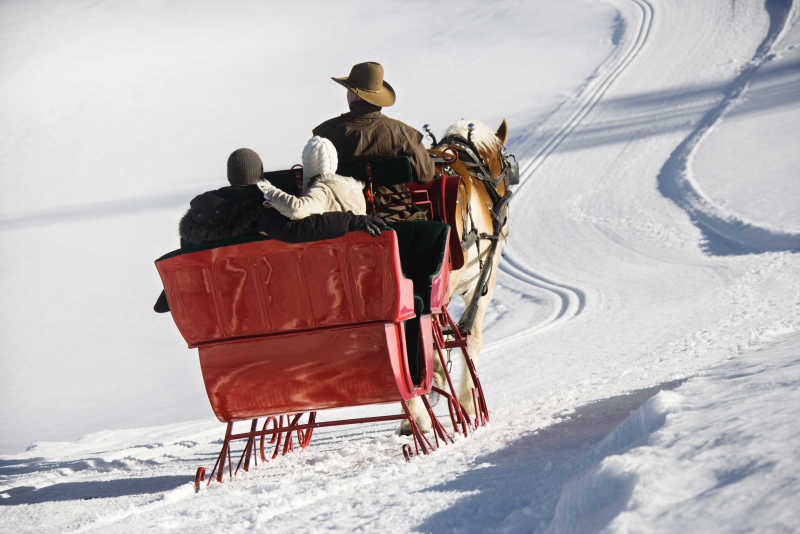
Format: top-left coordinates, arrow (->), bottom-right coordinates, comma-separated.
0,476 -> 187,505
509,58 -> 800,156
655,0 -> 799,256
415,379 -> 685,534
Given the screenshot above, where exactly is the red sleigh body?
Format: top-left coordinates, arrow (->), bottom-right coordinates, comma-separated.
155,173 -> 485,490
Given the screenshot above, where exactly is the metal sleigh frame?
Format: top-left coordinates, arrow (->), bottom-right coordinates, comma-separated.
192,304 -> 488,492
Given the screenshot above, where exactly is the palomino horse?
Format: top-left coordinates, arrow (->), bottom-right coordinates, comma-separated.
405,118 -> 515,431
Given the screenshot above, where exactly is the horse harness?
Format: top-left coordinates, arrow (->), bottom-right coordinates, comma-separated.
431,127 -> 517,335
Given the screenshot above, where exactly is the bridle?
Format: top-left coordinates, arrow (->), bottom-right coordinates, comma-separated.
433,130 -> 519,192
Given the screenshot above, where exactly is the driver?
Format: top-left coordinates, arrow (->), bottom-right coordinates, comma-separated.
312,62 -> 435,184
313,62 -> 436,222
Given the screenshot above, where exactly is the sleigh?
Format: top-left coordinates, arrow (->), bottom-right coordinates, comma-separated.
155,165 -> 488,491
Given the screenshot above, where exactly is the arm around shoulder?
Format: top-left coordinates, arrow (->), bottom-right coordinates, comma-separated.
260,180 -> 332,220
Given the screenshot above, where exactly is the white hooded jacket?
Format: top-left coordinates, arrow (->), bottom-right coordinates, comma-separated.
258,136 -> 367,219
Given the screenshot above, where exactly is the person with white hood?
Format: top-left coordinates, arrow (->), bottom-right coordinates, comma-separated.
258,135 -> 367,218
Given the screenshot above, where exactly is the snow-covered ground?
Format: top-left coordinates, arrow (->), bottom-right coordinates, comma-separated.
2,0 -> 799,532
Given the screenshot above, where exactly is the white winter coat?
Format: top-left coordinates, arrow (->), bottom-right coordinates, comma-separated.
258,136 -> 367,220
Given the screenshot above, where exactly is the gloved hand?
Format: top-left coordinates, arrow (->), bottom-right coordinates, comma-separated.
359,215 -> 391,237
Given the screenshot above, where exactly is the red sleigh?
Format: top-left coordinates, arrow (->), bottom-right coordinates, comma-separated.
155,169 -> 487,492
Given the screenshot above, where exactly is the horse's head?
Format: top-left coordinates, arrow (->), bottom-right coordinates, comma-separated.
434,119 -> 516,188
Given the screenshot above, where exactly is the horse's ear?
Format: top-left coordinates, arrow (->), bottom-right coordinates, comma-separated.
496,118 -> 509,145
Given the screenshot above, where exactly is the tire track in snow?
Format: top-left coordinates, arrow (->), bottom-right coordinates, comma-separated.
491,0 -> 655,346
657,0 -> 800,255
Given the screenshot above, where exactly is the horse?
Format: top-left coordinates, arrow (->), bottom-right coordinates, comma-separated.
404,118 -> 515,431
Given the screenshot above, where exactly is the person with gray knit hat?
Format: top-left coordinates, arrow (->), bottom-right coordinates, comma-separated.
258,135 -> 367,219
179,148 -> 265,245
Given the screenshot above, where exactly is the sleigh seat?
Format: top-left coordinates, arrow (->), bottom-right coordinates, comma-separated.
387,220 -> 451,384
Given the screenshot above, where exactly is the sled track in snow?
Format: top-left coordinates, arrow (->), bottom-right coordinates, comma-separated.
493,0 -> 654,344
656,0 -> 800,255
515,0 -> 654,185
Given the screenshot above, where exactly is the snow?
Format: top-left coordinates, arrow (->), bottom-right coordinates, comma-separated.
545,333 -> 800,533
2,0 -> 800,532
0,0 -> 617,453
692,6 -> 800,233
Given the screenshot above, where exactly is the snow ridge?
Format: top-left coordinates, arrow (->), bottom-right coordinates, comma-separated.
540,334 -> 800,533
542,391 -> 682,534
656,0 -> 800,255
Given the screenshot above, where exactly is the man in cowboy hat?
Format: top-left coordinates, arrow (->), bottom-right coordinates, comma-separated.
313,61 -> 435,184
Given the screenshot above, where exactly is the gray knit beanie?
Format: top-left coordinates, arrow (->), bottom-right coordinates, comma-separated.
227,148 -> 263,186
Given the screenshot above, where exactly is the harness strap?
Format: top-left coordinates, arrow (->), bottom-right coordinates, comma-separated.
433,134 -> 514,335
457,189 -> 512,335
439,136 -> 505,189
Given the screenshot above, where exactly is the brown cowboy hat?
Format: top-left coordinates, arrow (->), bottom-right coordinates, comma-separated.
332,61 -> 396,107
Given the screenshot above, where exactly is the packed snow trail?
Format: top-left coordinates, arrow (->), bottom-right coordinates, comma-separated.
496,0 -> 653,341
486,0 -> 800,406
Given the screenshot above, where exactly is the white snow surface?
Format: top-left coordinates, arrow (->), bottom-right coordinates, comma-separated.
2,0 -> 800,532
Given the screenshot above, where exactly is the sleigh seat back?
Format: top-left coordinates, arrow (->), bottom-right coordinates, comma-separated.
155,230 -> 448,422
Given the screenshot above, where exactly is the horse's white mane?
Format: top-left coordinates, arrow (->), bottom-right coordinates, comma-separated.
444,119 -> 502,154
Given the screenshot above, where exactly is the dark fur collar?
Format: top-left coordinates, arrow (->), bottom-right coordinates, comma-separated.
179,185 -> 263,245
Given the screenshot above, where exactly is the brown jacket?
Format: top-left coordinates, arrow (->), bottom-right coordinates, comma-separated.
313,103 -> 435,183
